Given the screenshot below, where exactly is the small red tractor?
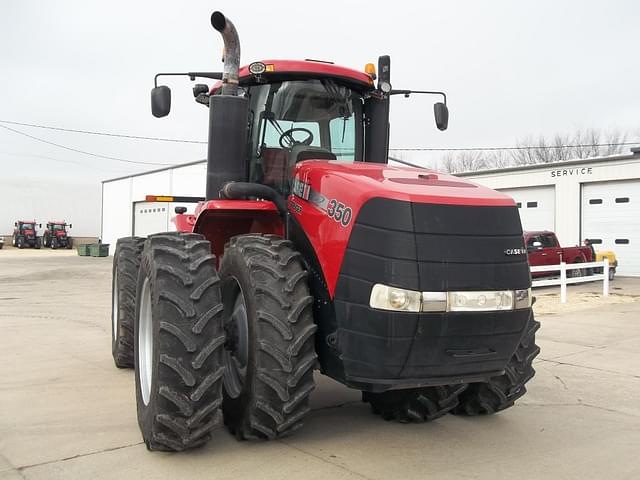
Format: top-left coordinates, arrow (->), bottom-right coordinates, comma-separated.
111,12 -> 539,452
42,221 -> 73,249
12,220 -> 42,249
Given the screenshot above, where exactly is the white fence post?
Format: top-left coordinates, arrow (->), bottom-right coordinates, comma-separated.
603,258 -> 609,297
560,261 -> 567,304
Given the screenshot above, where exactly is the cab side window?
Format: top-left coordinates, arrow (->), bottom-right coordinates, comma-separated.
540,235 -> 556,248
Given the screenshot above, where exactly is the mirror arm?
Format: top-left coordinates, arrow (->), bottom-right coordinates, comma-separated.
154,72 -> 223,88
390,89 -> 447,105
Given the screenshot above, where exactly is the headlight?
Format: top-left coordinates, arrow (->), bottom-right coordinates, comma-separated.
369,284 -> 422,312
371,285 -> 531,312
447,290 -> 513,312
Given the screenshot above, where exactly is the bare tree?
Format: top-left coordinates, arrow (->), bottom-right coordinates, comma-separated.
440,128 -> 634,173
440,151 -> 488,173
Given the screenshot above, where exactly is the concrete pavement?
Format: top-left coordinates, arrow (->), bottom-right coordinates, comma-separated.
1,250 -> 639,479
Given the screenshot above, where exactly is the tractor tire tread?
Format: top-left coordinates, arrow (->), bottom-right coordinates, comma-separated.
453,315 -> 540,416
222,234 -> 316,440
137,233 -> 225,452
112,236 -> 145,368
364,384 -> 468,423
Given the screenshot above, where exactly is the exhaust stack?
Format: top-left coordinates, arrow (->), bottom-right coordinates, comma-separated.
211,11 -> 240,96
205,11 -> 249,200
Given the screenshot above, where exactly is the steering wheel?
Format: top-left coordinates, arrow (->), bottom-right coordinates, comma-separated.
278,127 -> 314,149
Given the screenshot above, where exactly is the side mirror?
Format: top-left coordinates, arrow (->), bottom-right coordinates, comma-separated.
434,102 -> 449,131
14,222 -> 17,227
151,85 -> 172,118
69,224 -> 73,229
39,224 -> 42,228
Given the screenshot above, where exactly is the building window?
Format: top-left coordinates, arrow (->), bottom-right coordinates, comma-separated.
527,201 -> 537,208
589,199 -> 603,205
615,239 -> 629,244
615,197 -> 630,203
589,239 -> 603,244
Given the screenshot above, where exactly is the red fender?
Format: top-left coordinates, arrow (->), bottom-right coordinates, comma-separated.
192,200 -> 284,260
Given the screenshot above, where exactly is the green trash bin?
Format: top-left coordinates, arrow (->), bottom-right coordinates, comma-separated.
76,244 -> 90,256
89,243 -> 110,257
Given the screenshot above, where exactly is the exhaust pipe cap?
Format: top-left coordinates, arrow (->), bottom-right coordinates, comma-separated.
211,11 -> 226,32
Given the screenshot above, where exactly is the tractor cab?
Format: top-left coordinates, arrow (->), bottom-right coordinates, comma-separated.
15,221 -> 37,235
152,56 -> 448,199
245,74 -> 365,195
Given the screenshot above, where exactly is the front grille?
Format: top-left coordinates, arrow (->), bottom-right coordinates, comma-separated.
339,198 -> 530,293
332,197 -> 531,383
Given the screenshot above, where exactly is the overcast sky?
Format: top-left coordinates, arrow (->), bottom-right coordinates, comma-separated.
1,0 -> 639,189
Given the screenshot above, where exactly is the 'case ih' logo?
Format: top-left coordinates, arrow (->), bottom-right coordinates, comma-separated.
504,248 -> 527,256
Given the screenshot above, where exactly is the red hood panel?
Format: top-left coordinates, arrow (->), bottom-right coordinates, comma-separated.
294,161 -> 514,207
290,161 -> 516,296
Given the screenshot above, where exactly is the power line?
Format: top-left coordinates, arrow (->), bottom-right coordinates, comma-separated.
1,118 -> 638,153
389,142 -> 640,152
0,150 -> 133,172
0,119 -> 207,145
0,123 -> 172,166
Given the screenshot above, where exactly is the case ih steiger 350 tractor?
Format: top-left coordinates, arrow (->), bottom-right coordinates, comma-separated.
111,11 -> 539,452
12,220 -> 41,249
42,221 -> 73,249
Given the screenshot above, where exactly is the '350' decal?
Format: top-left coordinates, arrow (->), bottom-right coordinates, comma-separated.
326,199 -> 353,227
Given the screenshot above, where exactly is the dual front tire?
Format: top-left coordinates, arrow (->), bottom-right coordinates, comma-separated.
112,233 -> 316,451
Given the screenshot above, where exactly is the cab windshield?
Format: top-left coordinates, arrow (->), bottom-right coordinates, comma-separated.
247,79 -> 364,194
21,223 -> 35,230
51,224 -> 66,231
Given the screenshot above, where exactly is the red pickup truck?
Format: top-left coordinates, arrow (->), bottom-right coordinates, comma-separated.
524,231 -> 593,277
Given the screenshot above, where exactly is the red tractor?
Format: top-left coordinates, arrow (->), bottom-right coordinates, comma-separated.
111,12 -> 539,452
12,220 -> 42,249
42,221 -> 73,249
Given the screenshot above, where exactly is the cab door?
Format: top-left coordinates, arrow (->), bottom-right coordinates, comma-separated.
539,233 -> 562,266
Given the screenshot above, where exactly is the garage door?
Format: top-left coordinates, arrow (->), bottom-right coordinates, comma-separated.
499,186 -> 555,232
582,180 -> 640,276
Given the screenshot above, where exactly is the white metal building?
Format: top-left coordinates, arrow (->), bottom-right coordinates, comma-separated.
101,160 -> 207,250
102,149 -> 640,276
458,148 -> 640,276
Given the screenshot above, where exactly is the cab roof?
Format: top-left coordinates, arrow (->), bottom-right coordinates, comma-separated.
212,59 -> 375,93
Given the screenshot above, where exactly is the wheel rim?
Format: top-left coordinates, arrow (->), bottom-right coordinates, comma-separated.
138,276 -> 154,406
112,274 -> 119,340
223,289 -> 249,399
